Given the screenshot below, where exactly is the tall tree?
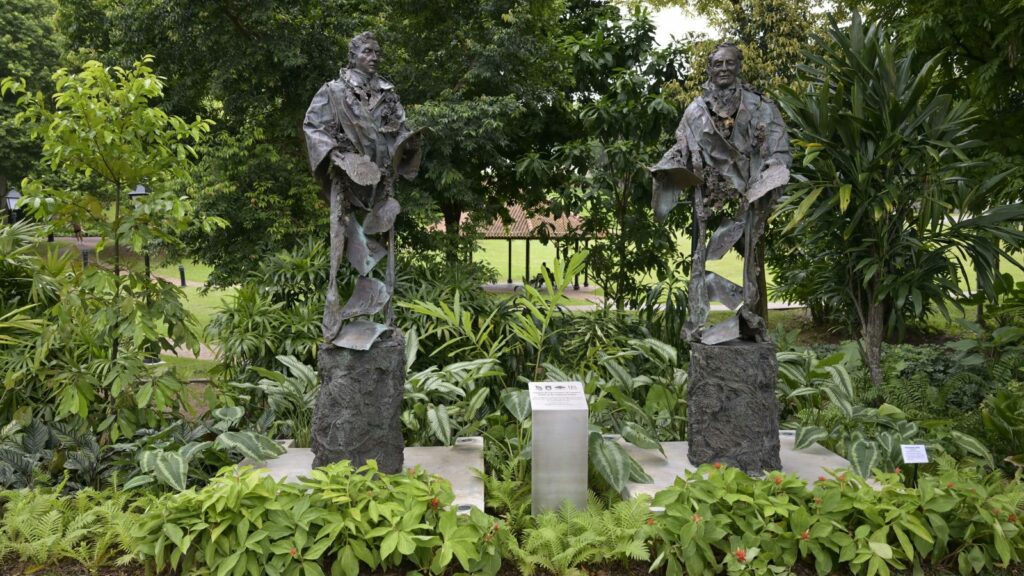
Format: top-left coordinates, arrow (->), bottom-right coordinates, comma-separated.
857,0 -> 1024,157
55,0 -> 381,285
0,0 -> 62,195
521,5 -> 691,308
775,14 -> 1024,386
379,0 -> 569,258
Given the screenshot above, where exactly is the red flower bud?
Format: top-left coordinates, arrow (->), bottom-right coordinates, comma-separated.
813,497 -> 823,505
692,514 -> 703,523
992,508 -> 1001,516
946,482 -> 955,489
289,547 -> 298,558
713,462 -> 722,470
646,518 -> 656,525
1008,514 -> 1018,523
838,474 -> 846,482
801,530 -> 810,541
430,497 -> 440,509
735,548 -> 747,563
773,475 -> 783,485
818,475 -> 827,482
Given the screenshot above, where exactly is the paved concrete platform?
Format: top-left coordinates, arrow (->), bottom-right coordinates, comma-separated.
622,431 -> 853,498
251,437 -> 485,513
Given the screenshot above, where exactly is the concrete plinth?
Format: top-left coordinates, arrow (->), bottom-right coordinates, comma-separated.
622,432 -> 856,499
249,436 -> 485,513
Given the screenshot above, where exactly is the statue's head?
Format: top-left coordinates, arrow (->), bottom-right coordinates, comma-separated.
707,42 -> 742,90
348,32 -> 381,76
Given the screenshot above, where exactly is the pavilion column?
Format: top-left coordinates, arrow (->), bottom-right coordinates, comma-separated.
573,239 -> 580,290
525,239 -> 531,282
507,238 -> 513,284
584,239 -> 590,287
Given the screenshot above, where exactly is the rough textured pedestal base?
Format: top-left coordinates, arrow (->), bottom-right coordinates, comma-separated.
687,340 -> 781,475
312,330 -> 405,473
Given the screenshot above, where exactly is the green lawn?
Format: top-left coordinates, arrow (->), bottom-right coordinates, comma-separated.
153,260 -> 214,284
160,354 -> 219,380
475,237 -> 750,286
183,286 -> 236,333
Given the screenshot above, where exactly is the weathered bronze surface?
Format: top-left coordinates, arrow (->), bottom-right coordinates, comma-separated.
303,32 -> 421,349
651,43 -> 791,344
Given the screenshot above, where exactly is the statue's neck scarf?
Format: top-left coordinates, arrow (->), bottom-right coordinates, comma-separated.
703,82 -> 741,119
343,68 -> 381,101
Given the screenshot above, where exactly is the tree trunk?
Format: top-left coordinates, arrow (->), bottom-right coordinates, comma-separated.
440,204 -> 462,264
863,299 -> 885,387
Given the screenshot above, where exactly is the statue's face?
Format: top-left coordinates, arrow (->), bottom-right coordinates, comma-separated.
708,47 -> 741,89
353,40 -> 381,75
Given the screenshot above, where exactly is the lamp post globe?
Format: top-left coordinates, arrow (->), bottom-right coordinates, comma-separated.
128,184 -> 148,203
4,189 -> 21,224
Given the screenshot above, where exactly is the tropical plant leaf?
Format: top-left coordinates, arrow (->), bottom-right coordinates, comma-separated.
152,451 -> 188,491
848,439 -> 878,478
589,433 -> 630,492
427,404 -> 452,446
213,431 -> 285,461
794,426 -> 828,450
502,389 -> 532,423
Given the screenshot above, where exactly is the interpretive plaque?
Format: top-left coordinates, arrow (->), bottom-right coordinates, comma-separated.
900,444 -> 929,464
529,382 -> 588,514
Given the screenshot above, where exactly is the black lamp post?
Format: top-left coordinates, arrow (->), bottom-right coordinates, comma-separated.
130,184 -> 160,364
128,185 -> 150,278
4,189 -> 21,225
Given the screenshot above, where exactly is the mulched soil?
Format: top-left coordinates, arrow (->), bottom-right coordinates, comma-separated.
0,559 -> 143,576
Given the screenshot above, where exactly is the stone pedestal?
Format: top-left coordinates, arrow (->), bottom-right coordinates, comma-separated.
311,329 -> 405,473
687,340 -> 781,475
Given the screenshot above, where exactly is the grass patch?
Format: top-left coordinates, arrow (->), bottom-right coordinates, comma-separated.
183,286 -> 236,334
161,355 -> 218,381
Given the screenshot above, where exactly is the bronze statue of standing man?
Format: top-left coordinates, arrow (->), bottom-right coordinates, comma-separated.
304,32 -> 420,472
652,42 -> 791,345
304,31 -> 421,350
652,42 -> 790,474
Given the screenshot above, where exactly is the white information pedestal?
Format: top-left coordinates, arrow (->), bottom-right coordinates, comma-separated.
530,381 -> 588,515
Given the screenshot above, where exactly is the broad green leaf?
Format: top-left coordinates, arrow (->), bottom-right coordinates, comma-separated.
848,439 -> 878,478
590,436 -> 630,492
154,451 -> 188,491
501,389 -> 531,422
621,422 -> 662,452
214,431 -> 286,461
794,426 -> 828,450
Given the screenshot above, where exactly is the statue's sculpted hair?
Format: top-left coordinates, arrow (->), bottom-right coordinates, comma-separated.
348,32 -> 379,67
707,42 -> 743,68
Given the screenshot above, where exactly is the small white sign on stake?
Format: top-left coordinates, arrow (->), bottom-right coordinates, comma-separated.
900,444 -> 929,464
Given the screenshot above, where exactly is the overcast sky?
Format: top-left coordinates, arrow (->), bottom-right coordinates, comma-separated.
652,5 -> 712,46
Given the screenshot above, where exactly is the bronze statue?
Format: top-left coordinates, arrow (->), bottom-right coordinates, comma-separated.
652,42 -> 791,344
303,32 -> 421,350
